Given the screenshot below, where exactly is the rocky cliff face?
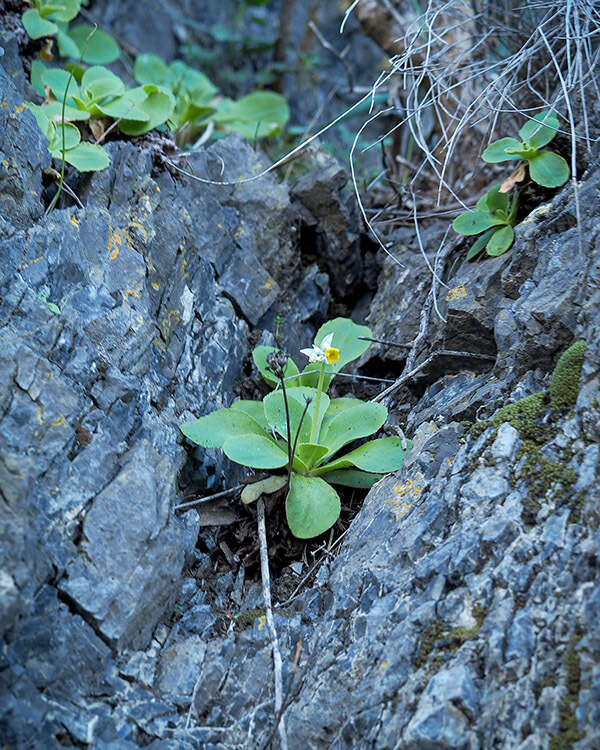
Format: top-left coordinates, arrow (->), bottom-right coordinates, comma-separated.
1,21 -> 599,750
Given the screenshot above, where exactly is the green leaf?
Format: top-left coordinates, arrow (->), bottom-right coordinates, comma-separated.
61,142 -> 110,172
48,120 -> 81,152
519,110 -> 559,148
318,400 -> 388,463
66,25 -> 120,63
209,90 -> 289,139
263,387 -> 329,446
56,28 -> 81,59
294,443 -> 329,470
27,103 -> 53,140
486,225 -> 514,256
96,89 -> 149,122
322,469 -> 384,488
37,292 -> 61,314
482,137 -> 522,163
38,100 -> 91,122
252,346 -> 299,388
181,407 -> 267,448
297,318 -> 371,388
118,85 -> 175,135
134,54 -> 171,86
42,67 -> 81,103
22,9 -> 58,39
30,59 -> 47,97
315,437 -> 412,475
466,228 -> 495,261
230,400 -> 269,432
484,185 -> 509,214
527,151 -> 569,188
223,434 -> 288,469
43,0 -> 80,23
452,209 -> 506,236
81,66 -> 124,98
285,474 -> 341,539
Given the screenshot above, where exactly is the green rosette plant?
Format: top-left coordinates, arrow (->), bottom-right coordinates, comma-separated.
181,318 -> 412,539
482,110 -> 569,188
453,184 -> 519,259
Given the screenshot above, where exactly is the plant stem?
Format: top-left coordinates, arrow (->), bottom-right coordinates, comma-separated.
279,373 -> 293,472
308,361 -> 326,444
46,25 -> 97,215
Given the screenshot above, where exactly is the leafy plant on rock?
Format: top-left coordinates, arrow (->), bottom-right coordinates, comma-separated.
181,318 -> 411,539
133,54 -> 289,144
453,184 -> 520,259
22,1 -> 120,64
482,110 -> 569,188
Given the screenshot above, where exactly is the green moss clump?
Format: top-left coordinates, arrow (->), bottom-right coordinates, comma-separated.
415,620 -> 445,668
549,637 -> 585,750
416,607 -> 487,666
492,392 -> 547,438
550,340 -> 587,409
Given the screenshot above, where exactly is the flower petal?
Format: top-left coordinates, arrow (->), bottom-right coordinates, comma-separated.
321,333 -> 334,350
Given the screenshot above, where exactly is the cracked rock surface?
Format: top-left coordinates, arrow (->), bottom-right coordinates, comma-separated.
1,28 -> 600,750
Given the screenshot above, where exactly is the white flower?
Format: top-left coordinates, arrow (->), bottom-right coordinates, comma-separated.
300,333 -> 340,364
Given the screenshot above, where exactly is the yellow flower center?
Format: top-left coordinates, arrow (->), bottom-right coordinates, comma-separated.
325,347 -> 340,363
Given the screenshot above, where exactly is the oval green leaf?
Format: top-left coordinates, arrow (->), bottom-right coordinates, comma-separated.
230,400 -> 269,432
484,185 -> 509,214
223,434 -> 288,470
528,151 -> 569,188
66,25 -> 120,64
285,474 -> 341,539
56,28 -> 81,59
62,142 -> 110,172
466,228 -> 495,261
482,137 -> 523,162
134,54 -> 170,86
181,407 -> 267,448
118,85 -> 175,135
315,437 -> 412,475
22,9 -> 58,39
486,225 -> 514,256
518,110 -> 559,148
322,469 -> 384,488
319,401 -> 388,463
210,90 -> 289,139
453,209 -> 505,236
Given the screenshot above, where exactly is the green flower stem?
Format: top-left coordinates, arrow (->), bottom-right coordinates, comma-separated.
309,360 -> 326,444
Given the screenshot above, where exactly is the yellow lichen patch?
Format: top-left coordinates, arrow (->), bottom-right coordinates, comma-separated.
522,201 -> 552,225
69,215 -> 80,229
122,289 -> 140,297
446,285 -> 467,302
13,102 -> 27,113
2,159 -> 9,168
36,405 -> 45,425
50,416 -> 66,428
389,479 -> 422,520
257,615 -> 266,631
376,660 -> 390,673
180,258 -> 189,282
151,281 -> 160,290
128,219 -> 147,243
108,226 -> 122,259
264,276 -> 276,291
153,338 -> 167,356
19,254 -> 44,271
141,194 -> 152,213
161,309 -> 181,340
